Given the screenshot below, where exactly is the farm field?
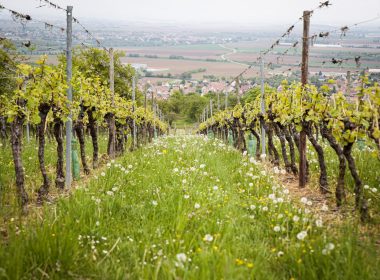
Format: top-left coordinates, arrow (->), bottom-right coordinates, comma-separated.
26,39 -> 380,80
0,135 -> 379,279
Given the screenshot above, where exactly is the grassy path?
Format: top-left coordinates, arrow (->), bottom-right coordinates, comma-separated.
0,136 -> 379,279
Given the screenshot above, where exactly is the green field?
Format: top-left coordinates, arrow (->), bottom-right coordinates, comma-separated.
0,135 -> 379,279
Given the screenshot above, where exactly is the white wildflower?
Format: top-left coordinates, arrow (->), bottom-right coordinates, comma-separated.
203,234 -> 213,242
297,231 -> 307,241
315,219 -> 323,227
321,204 -> 329,211
176,253 -> 187,263
194,203 -> 200,209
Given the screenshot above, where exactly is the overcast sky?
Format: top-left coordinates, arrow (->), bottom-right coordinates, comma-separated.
1,0 -> 380,26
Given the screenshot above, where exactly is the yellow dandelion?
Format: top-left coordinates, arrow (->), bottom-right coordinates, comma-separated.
235,258 -> 244,266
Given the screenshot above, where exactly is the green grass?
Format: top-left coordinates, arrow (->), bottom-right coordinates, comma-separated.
0,135 -> 379,279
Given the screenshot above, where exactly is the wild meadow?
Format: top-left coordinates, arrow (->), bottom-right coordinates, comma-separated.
0,135 -> 379,279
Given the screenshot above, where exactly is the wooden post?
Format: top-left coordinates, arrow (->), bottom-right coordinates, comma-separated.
260,57 -> 266,156
217,91 -> 220,111
144,87 -> 147,113
299,10 -> 311,188
236,78 -> 240,104
132,76 -> 137,149
107,47 -> 116,158
225,91 -> 228,109
346,70 -> 351,97
65,6 -> 73,188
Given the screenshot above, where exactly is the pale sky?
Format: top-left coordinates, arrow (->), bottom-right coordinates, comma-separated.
1,0 -> 380,26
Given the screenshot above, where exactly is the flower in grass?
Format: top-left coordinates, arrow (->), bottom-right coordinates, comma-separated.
260,154 -> 267,159
152,200 -> 158,206
95,221 -> 100,226
106,191 -> 114,196
300,197 -> 308,204
293,215 -> 300,222
213,186 -> 218,191
315,219 -> 323,227
203,234 -> 213,242
321,204 -> 329,211
200,164 -> 206,169
371,188 -> 377,193
277,251 -> 284,257
326,243 -> 335,250
250,205 -> 256,210
322,243 -> 335,255
184,194 -> 190,199
128,164 -> 133,169
176,253 -> 187,263
262,206 -> 268,211
297,231 -> 307,241
194,203 -> 201,209
364,185 -> 370,190
273,225 -> 281,232
101,172 -> 106,177
173,168 -> 179,173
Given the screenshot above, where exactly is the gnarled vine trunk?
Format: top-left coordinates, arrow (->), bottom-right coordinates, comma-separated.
52,107 -> 65,189
343,142 -> 369,221
260,118 -> 279,165
10,110 -> 28,209
87,108 -> 99,169
250,126 -> 261,160
0,116 -> 7,147
274,123 -> 291,172
305,123 -> 329,194
74,105 -> 90,174
282,125 -> 298,174
106,113 -> 116,158
321,125 -> 346,206
37,103 -> 51,203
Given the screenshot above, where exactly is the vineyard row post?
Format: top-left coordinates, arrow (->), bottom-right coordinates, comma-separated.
132,75 -> 137,149
65,5 -> 73,188
217,91 -> 220,111
109,47 -> 116,158
236,78 -> 240,104
260,57 -> 266,156
299,10 -> 311,188
225,91 -> 228,109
